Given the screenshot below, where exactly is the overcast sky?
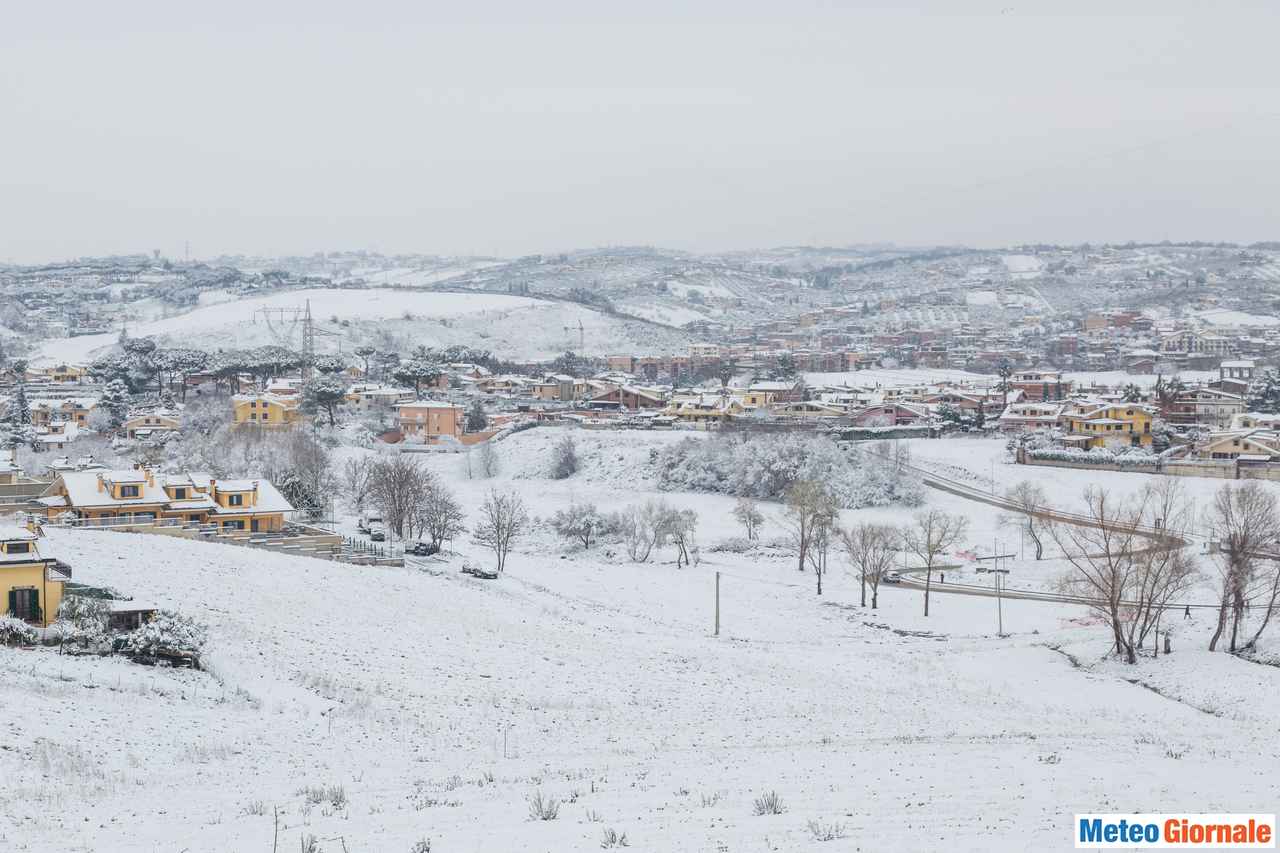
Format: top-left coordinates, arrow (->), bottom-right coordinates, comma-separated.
2,1 -> 1277,263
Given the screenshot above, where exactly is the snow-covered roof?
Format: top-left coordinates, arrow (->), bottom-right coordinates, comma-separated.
0,524 -> 37,542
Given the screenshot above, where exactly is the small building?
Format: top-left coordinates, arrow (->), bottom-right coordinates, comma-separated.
122,409 -> 182,440
1,522 -> 70,629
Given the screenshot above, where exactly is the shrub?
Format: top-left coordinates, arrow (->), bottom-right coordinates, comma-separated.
550,434 -> 579,479
527,790 -> 560,821
751,791 -> 786,816
655,435 -> 923,509
600,827 -> 630,848
807,819 -> 847,841
120,611 -> 208,660
0,616 -> 38,646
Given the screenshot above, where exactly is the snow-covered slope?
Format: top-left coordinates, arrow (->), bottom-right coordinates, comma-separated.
30,287 -> 694,364
5,433 -> 1280,851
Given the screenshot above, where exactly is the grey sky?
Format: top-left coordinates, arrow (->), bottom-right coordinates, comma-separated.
2,1 -> 1277,263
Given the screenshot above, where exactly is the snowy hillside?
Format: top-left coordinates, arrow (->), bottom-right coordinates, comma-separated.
6,432 -> 1280,851
29,287 -> 693,364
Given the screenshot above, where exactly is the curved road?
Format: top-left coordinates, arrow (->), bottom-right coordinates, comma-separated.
880,453 -> 1227,611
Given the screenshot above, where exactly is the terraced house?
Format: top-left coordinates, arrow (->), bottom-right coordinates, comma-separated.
36,468 -> 293,533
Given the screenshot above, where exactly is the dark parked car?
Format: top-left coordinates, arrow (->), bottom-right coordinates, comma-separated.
409,541 -> 440,556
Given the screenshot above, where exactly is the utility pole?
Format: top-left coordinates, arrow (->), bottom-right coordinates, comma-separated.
714,571 -> 720,637
976,546 -> 1014,637
302,299 -> 316,377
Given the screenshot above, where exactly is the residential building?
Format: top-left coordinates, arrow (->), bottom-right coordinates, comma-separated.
36,469 -> 294,532
232,393 -> 301,428
1062,403 -> 1155,449
1,521 -> 70,628
397,401 -> 465,441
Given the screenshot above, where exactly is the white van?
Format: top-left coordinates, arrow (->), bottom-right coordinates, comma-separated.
357,513 -> 383,534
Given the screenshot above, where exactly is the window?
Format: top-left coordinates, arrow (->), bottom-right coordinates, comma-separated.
7,542 -> 31,554
228,494 -> 244,507
120,485 -> 139,498
173,487 -> 187,500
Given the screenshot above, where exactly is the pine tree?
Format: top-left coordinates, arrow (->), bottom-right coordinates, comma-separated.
8,383 -> 30,426
100,379 -> 131,428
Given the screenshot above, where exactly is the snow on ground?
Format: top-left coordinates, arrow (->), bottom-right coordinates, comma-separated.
806,368 -> 992,388
1002,254 -> 1044,278
5,427 -> 1280,851
1065,370 -> 1217,388
1194,308 -> 1280,327
31,288 -> 693,364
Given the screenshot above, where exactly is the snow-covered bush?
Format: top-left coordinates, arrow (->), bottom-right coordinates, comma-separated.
655,435 -> 924,509
1028,446 -> 1159,467
50,595 -> 111,647
549,434 -> 579,479
0,616 -> 38,646
120,611 -> 208,662
709,536 -> 755,554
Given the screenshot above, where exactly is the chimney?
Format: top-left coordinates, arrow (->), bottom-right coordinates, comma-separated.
97,473 -> 104,492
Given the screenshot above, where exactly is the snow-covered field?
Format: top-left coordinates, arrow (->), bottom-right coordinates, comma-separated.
30,288 -> 693,364
5,429 -> 1280,851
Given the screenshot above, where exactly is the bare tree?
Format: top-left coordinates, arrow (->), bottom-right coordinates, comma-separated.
368,454 -> 432,539
732,497 -> 764,541
900,510 -> 968,617
617,500 -> 669,563
1049,487 -> 1148,662
1207,481 -> 1280,653
841,522 -> 899,609
477,441 -> 500,479
472,489 -> 529,572
1130,480 -> 1199,657
805,498 -> 839,595
342,456 -> 374,515
662,506 -> 699,569
416,476 -> 465,550
785,480 -> 837,575
1003,480 -> 1048,560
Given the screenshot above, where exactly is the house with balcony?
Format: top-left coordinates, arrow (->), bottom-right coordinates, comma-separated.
36,468 -> 293,533
1062,403 -> 1155,449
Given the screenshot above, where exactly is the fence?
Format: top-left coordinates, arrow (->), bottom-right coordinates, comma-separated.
1016,448 -> 1280,481
54,515 -> 348,560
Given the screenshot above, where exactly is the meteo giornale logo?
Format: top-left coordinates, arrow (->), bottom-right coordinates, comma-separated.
1076,814 -> 1276,848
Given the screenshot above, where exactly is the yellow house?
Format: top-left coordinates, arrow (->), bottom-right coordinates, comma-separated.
232,393 -> 301,428
31,398 -> 96,428
1,521 -> 69,629
37,469 -> 294,533
26,364 -> 89,384
664,394 -> 744,423
1062,403 -> 1155,449
122,409 -> 181,440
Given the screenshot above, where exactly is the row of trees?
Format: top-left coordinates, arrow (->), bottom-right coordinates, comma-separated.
345,453 -> 530,572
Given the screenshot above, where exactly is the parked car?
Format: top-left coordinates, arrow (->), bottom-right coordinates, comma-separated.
408,540 -> 439,556
882,571 -> 903,584
357,513 -> 384,534
461,562 -> 498,580
369,524 -> 386,542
